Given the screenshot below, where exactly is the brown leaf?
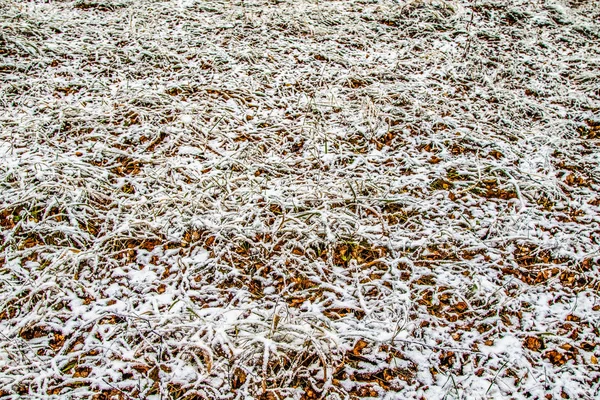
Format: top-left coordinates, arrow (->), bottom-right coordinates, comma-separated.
149,366 -> 160,381
544,350 -> 567,366
559,343 -> 574,352
73,366 -> 91,378
523,336 -> 543,352
489,150 -> 503,159
300,387 -> 319,400
439,351 -> 455,368
132,364 -> 151,374
19,325 -> 48,340
579,342 -> 596,352
455,302 -> 468,313
50,333 -> 66,351
232,368 -> 247,389
350,385 -> 378,397
352,339 -> 368,356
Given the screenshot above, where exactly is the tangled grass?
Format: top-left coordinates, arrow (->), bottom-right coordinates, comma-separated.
1,0 -> 599,398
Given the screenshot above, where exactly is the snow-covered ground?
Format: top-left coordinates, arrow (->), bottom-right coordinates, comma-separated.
1,0 -> 599,398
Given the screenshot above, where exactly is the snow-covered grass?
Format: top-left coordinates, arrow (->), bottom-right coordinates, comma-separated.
1,0 -> 599,398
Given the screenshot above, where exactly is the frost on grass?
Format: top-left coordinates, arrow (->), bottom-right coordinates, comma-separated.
1,0 -> 600,398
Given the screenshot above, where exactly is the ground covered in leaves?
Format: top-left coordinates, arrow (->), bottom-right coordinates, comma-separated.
1,0 -> 600,398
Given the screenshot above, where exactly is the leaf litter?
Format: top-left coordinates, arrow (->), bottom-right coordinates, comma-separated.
0,0 -> 599,398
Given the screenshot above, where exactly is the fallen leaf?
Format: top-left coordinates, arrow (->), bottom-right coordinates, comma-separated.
524,336 -> 543,352
352,339 -> 368,356
544,350 -> 567,366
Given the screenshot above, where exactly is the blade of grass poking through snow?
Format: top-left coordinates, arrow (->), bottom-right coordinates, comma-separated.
1,0 -> 600,398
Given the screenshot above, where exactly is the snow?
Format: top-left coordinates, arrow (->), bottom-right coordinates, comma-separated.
1,0 -> 600,398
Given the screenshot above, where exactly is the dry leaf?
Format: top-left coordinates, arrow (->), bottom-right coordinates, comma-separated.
352,339 -> 368,356
523,336 -> 543,352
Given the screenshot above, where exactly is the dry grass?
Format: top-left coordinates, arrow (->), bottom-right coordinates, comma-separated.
1,0 -> 600,398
